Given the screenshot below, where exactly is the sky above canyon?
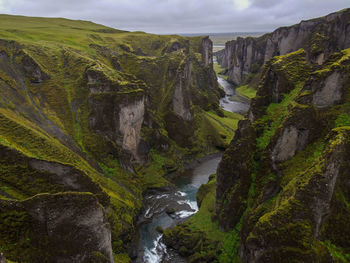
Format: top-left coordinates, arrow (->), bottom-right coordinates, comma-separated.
0,0 -> 349,34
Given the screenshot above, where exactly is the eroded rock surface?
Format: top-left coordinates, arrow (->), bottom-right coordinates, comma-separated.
0,193 -> 113,263
216,8 -> 350,85
271,126 -> 309,162
312,71 -> 344,107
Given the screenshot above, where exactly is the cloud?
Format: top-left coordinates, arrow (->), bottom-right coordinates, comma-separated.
234,0 -> 251,10
0,0 -> 349,33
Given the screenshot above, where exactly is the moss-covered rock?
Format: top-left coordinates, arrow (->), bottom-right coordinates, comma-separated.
0,14 -> 225,262
215,8 -> 350,86
215,25 -> 350,262
0,192 -> 113,263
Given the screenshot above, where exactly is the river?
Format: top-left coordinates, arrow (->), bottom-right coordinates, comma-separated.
134,69 -> 249,263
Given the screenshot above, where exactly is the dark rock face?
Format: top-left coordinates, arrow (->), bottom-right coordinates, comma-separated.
201,37 -> 213,67
0,193 -> 113,263
88,90 -> 146,165
215,8 -> 350,262
171,59 -> 193,121
216,120 -> 256,230
0,21 -> 221,262
239,131 -> 350,263
312,70 -> 347,107
216,8 -> 350,85
271,125 -> 309,162
0,145 -> 109,206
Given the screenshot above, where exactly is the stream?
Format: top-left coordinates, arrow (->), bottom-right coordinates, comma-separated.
135,64 -> 249,263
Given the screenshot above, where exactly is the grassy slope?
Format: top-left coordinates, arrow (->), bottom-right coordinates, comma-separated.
0,14 -> 240,262
214,61 -> 256,99
167,48 -> 350,262
0,17 -> 147,256
213,62 -> 227,80
230,50 -> 350,260
236,84 -> 257,99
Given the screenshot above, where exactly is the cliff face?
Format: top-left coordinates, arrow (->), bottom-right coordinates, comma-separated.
0,16 -> 221,262
0,193 -> 113,263
216,8 -> 350,85
216,10 -> 350,261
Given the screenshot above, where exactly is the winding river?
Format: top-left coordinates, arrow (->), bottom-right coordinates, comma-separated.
135,67 -> 249,263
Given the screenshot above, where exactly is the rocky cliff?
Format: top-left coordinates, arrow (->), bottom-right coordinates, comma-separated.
0,192 -> 113,262
0,15 -> 223,262
216,8 -> 350,86
216,9 -> 350,262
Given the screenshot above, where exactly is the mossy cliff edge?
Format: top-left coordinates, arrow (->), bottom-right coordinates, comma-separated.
217,9 -> 350,262
0,15 -> 227,262
215,8 -> 350,86
164,9 -> 350,263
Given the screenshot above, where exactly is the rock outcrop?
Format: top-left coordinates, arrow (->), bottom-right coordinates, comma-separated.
172,59 -> 193,121
312,70 -> 346,107
0,15 -> 221,262
215,9 -> 350,262
216,8 -> 350,85
0,193 -> 113,263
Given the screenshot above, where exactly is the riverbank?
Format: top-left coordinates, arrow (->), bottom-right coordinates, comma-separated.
134,154 -> 223,262
134,65 -> 251,263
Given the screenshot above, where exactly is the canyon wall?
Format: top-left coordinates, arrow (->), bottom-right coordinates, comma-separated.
216,8 -> 350,85
215,8 -> 350,262
0,16 -> 220,262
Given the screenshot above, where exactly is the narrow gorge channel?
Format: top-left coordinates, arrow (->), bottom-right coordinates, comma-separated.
135,67 -> 250,263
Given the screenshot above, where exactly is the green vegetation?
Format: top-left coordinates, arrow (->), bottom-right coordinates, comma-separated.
335,113 -> 350,127
236,84 -> 257,99
314,48 -> 350,75
0,14 -> 231,262
256,86 -> 303,150
202,110 -> 243,146
207,41 -> 350,262
213,62 -> 228,79
324,241 -> 350,263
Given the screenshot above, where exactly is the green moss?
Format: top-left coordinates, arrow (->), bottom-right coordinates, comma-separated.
213,62 -> 227,78
270,49 -> 312,85
136,149 -> 172,189
324,241 -> 350,263
256,87 -> 303,150
335,113 -> 350,127
314,48 -> 350,75
236,84 -> 257,99
113,253 -> 131,263
0,14 -> 224,260
310,33 -> 329,55
91,251 -> 109,263
0,210 -> 36,262
280,140 -> 325,187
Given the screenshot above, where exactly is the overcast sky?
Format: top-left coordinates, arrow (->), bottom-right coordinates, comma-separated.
0,0 -> 349,34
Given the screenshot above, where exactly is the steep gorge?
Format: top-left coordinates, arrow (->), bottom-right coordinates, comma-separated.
215,8 -> 350,86
163,8 -> 350,263
217,8 -> 350,263
0,15 -> 233,263
2,8 -> 350,263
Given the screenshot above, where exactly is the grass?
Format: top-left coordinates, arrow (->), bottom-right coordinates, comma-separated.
236,84 -> 257,99
314,48 -> 350,75
201,110 -> 243,147
0,13 -> 229,262
256,87 -> 302,150
324,241 -> 350,263
136,150 -> 172,189
213,62 -> 228,79
0,14 -> 209,59
206,111 -> 242,129
335,113 -> 350,127
186,177 -> 243,263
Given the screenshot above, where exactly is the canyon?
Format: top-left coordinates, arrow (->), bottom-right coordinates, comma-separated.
1,7 -> 350,263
